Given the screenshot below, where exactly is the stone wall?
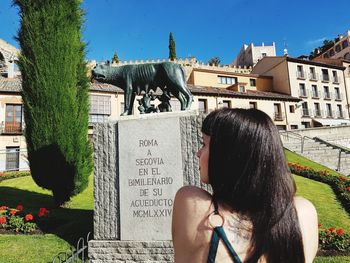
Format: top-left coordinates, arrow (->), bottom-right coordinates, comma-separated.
89,112 -> 207,262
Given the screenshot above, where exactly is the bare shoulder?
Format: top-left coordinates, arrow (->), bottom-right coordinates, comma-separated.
294,196 -> 317,216
294,196 -> 319,263
175,185 -> 211,202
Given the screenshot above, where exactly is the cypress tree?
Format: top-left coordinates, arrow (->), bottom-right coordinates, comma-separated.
14,0 -> 93,206
112,52 -> 120,64
168,32 -> 177,61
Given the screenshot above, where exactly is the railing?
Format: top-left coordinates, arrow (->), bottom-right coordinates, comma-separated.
274,112 -> 285,121
314,109 -> 323,117
302,108 -> 311,117
311,90 -> 320,99
296,70 -> 306,79
334,93 -> 342,101
52,232 -> 92,263
336,110 -> 346,119
298,90 -> 308,98
332,75 -> 340,84
309,72 -> 318,81
313,137 -> 350,173
0,123 -> 23,134
280,131 -> 314,154
0,148 -> 29,172
323,92 -> 332,100
322,74 -> 330,82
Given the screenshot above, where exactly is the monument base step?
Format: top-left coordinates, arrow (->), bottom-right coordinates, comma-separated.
89,240 -> 174,263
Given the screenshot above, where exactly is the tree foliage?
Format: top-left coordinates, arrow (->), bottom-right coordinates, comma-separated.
14,0 -> 93,206
112,52 -> 119,64
168,32 -> 177,61
309,39 -> 335,59
208,57 -> 221,66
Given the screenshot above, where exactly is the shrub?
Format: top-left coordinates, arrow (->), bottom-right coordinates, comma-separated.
319,226 -> 350,251
0,204 -> 49,234
288,162 -> 350,214
0,170 -> 30,182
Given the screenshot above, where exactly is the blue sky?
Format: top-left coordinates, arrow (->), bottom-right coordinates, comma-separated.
1,0 -> 349,64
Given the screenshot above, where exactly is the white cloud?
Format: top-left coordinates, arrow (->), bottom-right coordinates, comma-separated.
306,37 -> 327,46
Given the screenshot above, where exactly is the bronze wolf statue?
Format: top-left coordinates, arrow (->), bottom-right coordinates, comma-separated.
92,62 -> 193,115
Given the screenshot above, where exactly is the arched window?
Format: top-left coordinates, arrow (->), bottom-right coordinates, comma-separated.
344,53 -> 350,60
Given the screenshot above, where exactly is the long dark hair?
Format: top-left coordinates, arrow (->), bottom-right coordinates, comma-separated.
202,108 -> 304,263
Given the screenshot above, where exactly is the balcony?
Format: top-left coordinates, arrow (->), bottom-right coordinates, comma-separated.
336,110 -> 346,119
309,72 -> 318,81
311,90 -> 320,99
0,123 -> 23,134
334,93 -> 342,101
302,108 -> 311,117
332,75 -> 340,84
296,71 -> 306,80
325,110 -> 334,118
298,89 -> 308,98
322,74 -> 330,82
274,112 -> 285,121
314,109 -> 323,117
323,92 -> 332,100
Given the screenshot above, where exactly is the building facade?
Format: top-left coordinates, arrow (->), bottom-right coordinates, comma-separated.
252,56 -> 350,128
316,30 -> 350,60
232,42 -> 276,67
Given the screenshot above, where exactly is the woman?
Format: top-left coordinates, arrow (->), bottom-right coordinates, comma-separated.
172,108 -> 318,263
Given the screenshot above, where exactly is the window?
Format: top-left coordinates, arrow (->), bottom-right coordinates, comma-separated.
274,103 -> 283,120
89,95 -> 111,122
291,125 -> 298,129
218,76 -> 237,85
335,45 -> 341,53
326,104 -> 332,117
334,87 -> 341,100
5,104 -> 22,133
222,100 -> 231,108
120,102 -> 125,114
302,102 -> 310,116
342,40 -> 348,49
239,86 -> 245,92
297,65 -> 305,79
299,83 -> 307,97
288,105 -> 295,113
6,147 -> 19,171
249,79 -> 256,86
261,53 -> 267,57
311,85 -> 319,98
322,69 -> 329,82
314,103 -> 321,117
337,104 -> 343,118
249,102 -> 257,109
332,70 -> 339,83
329,49 -> 335,57
323,86 -> 331,99
309,67 -> 317,80
301,122 -> 311,128
198,99 -> 207,113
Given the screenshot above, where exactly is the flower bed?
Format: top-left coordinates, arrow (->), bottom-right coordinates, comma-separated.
318,225 -> 350,252
0,204 -> 49,234
0,171 -> 31,182
288,163 -> 350,214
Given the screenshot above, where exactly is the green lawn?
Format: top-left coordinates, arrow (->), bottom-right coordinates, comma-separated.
0,149 -> 349,262
0,175 -> 93,263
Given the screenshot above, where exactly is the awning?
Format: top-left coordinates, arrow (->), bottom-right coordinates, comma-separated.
312,118 -> 350,126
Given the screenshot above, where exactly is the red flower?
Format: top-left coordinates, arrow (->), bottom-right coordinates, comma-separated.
10,209 -> 17,215
0,206 -> 8,210
38,208 -> 49,217
16,204 -> 24,211
318,223 -> 322,228
25,214 -> 33,221
346,187 -> 350,192
329,227 -> 335,232
0,216 -> 6,224
336,228 -> 344,236
325,230 -> 331,235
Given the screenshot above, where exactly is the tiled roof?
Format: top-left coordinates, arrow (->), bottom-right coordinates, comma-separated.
188,84 -> 301,102
0,77 -> 22,93
89,82 -> 122,93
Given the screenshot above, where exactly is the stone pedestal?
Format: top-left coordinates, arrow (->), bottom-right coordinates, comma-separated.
89,112 -> 208,262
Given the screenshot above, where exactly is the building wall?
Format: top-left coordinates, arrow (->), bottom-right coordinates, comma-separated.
319,31 -> 350,60
233,42 -> 276,67
287,61 -> 349,126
